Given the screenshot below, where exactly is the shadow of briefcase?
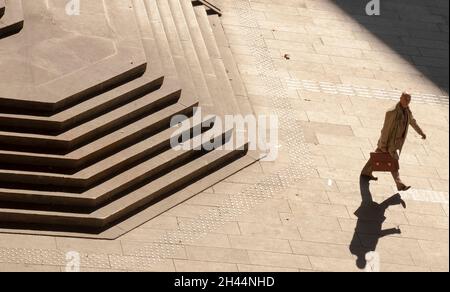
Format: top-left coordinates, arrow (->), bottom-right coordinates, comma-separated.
370,152 -> 400,172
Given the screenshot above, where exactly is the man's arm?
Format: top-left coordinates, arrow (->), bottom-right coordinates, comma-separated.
410,111 -> 426,139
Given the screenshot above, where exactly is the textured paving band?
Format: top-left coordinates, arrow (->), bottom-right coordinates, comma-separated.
122,0 -> 315,266
285,78 -> 450,107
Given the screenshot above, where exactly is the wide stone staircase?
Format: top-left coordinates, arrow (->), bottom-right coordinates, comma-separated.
0,0 -> 259,239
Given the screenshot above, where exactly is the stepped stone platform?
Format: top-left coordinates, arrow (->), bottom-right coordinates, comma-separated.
0,0 -> 260,239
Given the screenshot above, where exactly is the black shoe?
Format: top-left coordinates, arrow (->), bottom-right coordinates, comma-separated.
397,185 -> 411,192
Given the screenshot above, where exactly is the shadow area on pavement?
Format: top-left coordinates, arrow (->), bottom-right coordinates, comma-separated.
349,176 -> 407,270
333,0 -> 449,94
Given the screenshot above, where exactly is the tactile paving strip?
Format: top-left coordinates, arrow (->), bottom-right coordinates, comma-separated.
285,78 -> 449,107
0,248 -> 110,270
402,189 -> 449,205
124,0 -> 316,264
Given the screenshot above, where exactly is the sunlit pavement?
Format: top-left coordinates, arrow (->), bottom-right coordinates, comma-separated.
0,0 -> 448,272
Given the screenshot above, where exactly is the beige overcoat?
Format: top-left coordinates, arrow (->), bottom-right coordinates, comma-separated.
377,103 -> 425,160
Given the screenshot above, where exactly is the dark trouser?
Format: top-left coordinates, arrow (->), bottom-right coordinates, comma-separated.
361,148 -> 406,190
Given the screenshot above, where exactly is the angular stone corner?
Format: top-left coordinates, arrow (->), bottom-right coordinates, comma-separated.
0,0 -> 147,112
0,0 -> 24,39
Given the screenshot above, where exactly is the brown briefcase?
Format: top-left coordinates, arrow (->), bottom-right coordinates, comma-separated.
370,152 -> 399,172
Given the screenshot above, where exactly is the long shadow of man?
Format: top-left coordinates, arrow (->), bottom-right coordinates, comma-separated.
350,176 -> 407,270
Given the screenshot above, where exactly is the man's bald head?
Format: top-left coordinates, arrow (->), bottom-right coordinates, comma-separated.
400,92 -> 411,108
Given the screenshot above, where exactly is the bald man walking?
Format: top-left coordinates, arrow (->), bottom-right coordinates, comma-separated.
361,92 -> 427,191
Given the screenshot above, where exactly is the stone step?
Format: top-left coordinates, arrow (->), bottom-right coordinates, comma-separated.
0,75 -> 164,133
0,78 -> 189,153
208,14 -> 249,104
0,140 -> 248,231
0,119 -> 224,208
147,0 -> 204,115
0,57 -> 148,115
0,144 -> 257,239
0,101 -> 203,172
169,0 -> 217,108
132,0 -> 165,77
164,0 -> 233,116
194,5 -> 221,61
194,6 -> 242,116
177,0 -> 223,111
155,0 -> 216,109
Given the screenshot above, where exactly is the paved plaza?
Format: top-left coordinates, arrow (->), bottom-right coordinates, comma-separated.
0,0 -> 448,272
